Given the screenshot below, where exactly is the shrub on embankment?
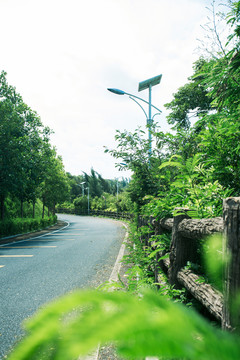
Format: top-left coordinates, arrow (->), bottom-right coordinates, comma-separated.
0,215 -> 57,238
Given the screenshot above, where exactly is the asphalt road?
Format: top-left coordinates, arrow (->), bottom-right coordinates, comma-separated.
0,214 -> 126,359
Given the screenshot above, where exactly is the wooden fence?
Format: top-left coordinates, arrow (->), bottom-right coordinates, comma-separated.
57,208 -> 133,221
138,197 -> 240,332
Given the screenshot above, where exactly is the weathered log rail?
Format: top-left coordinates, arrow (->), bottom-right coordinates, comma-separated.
139,214 -> 224,322
138,198 -> 240,331
160,255 -> 223,322
177,269 -> 223,322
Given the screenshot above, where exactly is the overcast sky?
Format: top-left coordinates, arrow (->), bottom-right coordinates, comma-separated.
0,0 -> 228,179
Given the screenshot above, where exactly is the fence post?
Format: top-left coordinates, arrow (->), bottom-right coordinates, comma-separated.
168,208 -> 196,288
152,219 -> 165,284
222,197 -> 240,332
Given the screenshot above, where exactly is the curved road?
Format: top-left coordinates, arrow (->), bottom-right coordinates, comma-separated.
0,214 -> 126,359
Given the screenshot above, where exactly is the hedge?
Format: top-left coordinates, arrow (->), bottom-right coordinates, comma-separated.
0,216 -> 57,238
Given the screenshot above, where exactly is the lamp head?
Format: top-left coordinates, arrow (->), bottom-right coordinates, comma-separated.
107,88 -> 125,95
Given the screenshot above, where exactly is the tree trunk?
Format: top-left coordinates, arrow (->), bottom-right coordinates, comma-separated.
32,201 -> 35,218
42,203 -> 45,219
20,199 -> 24,218
0,195 -> 4,220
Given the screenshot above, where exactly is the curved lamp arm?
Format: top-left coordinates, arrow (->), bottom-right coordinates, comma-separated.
129,96 -> 148,118
152,112 -> 162,120
107,88 -> 162,114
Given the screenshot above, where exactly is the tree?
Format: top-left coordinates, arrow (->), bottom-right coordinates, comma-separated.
14,107 -> 52,217
105,127 -> 163,210
40,150 -> 70,217
198,0 -> 240,111
193,1 -> 240,193
160,1 -> 240,196
83,169 -> 103,198
0,99 -> 20,219
0,71 -> 55,219
164,58 -> 213,130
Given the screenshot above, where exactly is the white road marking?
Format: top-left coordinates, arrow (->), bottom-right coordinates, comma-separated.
0,246 -> 57,249
45,234 -> 85,236
30,239 -> 75,241
0,255 -> 33,258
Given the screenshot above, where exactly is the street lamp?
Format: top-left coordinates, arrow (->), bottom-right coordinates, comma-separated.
80,181 -> 85,196
107,74 -> 162,162
116,179 -> 119,200
86,187 -> 90,215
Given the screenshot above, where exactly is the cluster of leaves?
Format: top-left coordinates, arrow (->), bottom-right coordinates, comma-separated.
164,58 -> 213,130
105,126 -> 165,211
8,286 -> 240,360
143,154 -> 232,219
123,224 -> 189,304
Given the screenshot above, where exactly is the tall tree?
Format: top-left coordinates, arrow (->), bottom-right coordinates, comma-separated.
0,71 -> 53,219
40,150 -> 70,217
0,72 -> 26,219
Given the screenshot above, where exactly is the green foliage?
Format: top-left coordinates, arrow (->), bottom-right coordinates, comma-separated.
105,126 -> 164,209
202,234 -> 228,292
154,1 -> 240,204
164,58 -> 213,130
8,287 -> 240,360
150,233 -> 171,253
196,111 -> 240,194
0,71 -> 70,220
123,225 -> 188,305
73,196 -> 89,212
40,149 -> 70,211
56,201 -> 74,211
116,191 -> 134,213
143,154 -> 231,219
0,215 -> 57,238
82,168 -> 129,199
105,127 -> 151,167
63,170 -> 131,213
4,197 -> 43,219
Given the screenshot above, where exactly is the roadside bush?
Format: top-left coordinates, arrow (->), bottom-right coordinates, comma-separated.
56,201 -> 74,211
0,216 -> 57,238
73,196 -> 89,212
